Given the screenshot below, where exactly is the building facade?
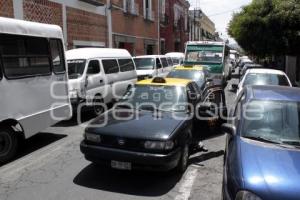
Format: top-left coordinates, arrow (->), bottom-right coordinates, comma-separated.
109,0 -> 159,55
159,0 -> 190,54
189,9 -> 216,41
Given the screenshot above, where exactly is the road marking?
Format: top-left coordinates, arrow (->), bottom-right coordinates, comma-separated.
175,168 -> 198,200
0,121 -> 91,182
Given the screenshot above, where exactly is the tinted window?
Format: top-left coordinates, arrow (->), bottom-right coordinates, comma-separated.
167,57 -> 173,66
87,60 -> 100,74
67,59 -> 86,79
243,73 -> 290,87
50,39 -> 65,73
0,34 -> 51,78
161,58 -> 168,68
102,59 -> 119,74
134,58 -> 154,70
156,58 -> 162,69
118,59 -> 135,72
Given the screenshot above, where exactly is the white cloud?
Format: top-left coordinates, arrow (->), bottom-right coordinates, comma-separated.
189,0 -> 252,41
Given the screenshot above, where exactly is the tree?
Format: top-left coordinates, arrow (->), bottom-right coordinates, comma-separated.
228,0 -> 300,57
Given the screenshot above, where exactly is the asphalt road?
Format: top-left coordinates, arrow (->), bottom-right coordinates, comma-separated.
0,76 -> 238,200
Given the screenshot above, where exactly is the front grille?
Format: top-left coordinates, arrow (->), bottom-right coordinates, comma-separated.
87,135 -> 145,152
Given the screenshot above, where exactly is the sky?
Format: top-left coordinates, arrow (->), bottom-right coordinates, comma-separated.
189,0 -> 252,42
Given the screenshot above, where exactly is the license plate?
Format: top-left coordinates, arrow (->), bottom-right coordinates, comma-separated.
111,160 -> 132,170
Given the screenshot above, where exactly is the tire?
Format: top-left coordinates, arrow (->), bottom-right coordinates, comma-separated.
176,143 -> 189,173
0,127 -> 18,164
93,95 -> 105,116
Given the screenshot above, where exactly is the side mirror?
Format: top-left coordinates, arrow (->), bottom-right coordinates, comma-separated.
221,123 -> 236,135
231,83 -> 238,92
206,78 -> 213,82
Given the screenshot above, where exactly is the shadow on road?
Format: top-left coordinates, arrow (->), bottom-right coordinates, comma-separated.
54,112 -> 96,127
189,150 -> 225,167
0,132 -> 67,167
73,164 -> 182,197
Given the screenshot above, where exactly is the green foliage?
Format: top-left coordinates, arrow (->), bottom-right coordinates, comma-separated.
228,0 -> 300,57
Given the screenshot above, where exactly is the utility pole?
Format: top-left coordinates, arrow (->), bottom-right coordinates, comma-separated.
158,0 -> 161,54
106,0 -> 113,48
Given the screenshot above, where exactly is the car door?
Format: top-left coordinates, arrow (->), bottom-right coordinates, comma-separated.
201,86 -> 227,121
85,59 -> 104,101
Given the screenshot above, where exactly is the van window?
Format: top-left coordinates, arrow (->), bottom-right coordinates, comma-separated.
118,59 -> 135,72
161,57 -> 169,68
102,59 -> 119,74
156,58 -> 162,69
50,39 -> 65,74
0,34 -> 51,79
167,57 -> 173,66
87,60 -> 100,74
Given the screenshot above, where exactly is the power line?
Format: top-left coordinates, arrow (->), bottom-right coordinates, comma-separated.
207,6 -> 243,17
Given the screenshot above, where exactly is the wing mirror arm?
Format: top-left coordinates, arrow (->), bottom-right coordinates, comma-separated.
221,123 -> 236,135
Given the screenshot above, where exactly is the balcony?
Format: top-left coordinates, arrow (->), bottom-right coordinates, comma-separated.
78,0 -> 105,6
123,1 -> 139,16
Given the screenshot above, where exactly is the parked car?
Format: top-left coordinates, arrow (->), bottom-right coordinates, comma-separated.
222,85 -> 300,200
165,52 -> 185,65
134,55 -> 171,80
0,17 -> 71,163
237,58 -> 253,70
66,48 -> 137,115
80,77 -> 225,173
232,68 -> 292,95
167,65 -> 211,91
240,63 -> 263,78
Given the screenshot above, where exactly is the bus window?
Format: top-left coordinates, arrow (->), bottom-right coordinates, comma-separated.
50,39 -> 65,74
0,34 -> 51,79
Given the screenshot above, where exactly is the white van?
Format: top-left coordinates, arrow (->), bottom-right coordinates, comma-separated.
66,48 -> 137,115
165,52 -> 185,65
134,55 -> 172,80
0,17 -> 71,163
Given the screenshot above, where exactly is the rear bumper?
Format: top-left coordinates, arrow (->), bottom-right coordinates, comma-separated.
80,141 -> 181,171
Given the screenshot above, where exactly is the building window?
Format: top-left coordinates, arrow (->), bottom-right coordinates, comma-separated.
143,0 -> 154,21
123,0 -> 139,16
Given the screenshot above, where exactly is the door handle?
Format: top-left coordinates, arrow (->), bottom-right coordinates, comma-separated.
100,79 -> 103,83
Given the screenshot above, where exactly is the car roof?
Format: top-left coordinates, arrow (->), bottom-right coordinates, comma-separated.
0,17 -> 63,39
165,52 -> 185,58
186,41 -> 225,46
246,68 -> 286,75
66,48 -> 132,60
134,55 -> 163,59
174,65 -> 205,71
137,78 -> 192,87
246,85 -> 300,102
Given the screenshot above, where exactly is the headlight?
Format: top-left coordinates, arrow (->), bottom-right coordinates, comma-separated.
85,133 -> 101,143
144,141 -> 174,150
235,191 -> 262,200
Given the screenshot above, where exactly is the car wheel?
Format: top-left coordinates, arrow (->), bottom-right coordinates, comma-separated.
0,127 -> 18,164
176,143 -> 189,173
93,95 -> 104,116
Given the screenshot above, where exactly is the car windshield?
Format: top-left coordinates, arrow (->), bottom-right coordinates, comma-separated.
67,59 -> 86,79
242,100 -> 300,146
243,73 -> 290,87
134,58 -> 155,70
185,45 -> 224,64
167,70 -> 205,88
120,85 -> 188,112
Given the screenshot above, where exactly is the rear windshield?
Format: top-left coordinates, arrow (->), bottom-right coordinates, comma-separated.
243,73 -> 290,87
134,58 -> 155,70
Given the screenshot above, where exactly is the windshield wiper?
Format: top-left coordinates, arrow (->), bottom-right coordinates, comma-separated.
243,136 -> 281,144
281,140 -> 300,148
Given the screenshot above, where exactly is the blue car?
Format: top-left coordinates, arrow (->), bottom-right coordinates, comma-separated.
222,85 -> 300,200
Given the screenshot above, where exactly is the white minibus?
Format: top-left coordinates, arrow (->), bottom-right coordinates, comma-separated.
66,48 -> 137,115
0,17 -> 71,163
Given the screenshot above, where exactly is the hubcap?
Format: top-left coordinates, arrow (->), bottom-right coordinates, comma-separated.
94,98 -> 104,115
